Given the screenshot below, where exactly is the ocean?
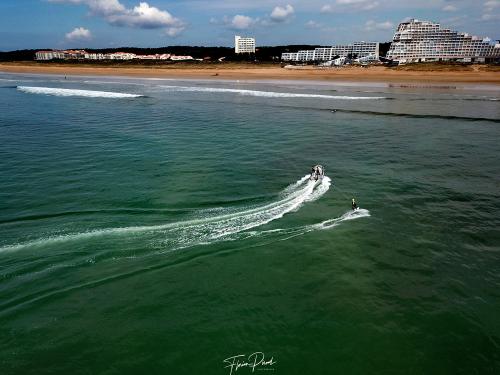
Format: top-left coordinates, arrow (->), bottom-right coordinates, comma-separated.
0,73 -> 499,374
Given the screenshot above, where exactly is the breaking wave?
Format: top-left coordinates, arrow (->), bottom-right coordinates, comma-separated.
159,85 -> 387,100
17,86 -> 144,98
0,175 -> 332,254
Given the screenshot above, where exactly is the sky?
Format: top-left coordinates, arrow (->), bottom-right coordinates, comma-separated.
0,0 -> 498,50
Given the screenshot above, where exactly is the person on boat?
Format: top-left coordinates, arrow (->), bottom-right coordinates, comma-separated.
352,198 -> 357,210
311,166 -> 317,180
314,166 -> 320,181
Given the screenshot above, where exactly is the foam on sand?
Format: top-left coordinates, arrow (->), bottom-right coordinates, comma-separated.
160,85 -> 387,100
17,86 -> 144,98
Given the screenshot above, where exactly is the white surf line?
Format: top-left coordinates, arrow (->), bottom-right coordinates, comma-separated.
159,85 -> 387,100
0,175 -> 330,254
16,86 -> 144,98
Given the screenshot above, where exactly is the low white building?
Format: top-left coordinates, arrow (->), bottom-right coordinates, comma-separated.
106,52 -> 136,60
281,42 -> 379,62
84,52 -> 105,60
35,50 -> 65,60
63,50 -> 87,59
134,54 -> 157,60
170,55 -> 194,61
35,50 -> 194,62
235,35 -> 256,53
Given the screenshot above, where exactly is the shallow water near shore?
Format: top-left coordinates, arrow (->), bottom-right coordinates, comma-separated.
1,73 -> 500,374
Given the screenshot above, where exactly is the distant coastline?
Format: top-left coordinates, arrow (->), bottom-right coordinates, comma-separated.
1,62 -> 499,85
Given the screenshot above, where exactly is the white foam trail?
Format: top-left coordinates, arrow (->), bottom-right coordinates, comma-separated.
312,208 -> 371,230
159,85 -> 386,100
0,175 -> 331,253
232,208 -> 370,243
17,86 -> 143,98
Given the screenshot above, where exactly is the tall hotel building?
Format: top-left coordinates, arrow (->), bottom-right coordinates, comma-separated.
281,42 -> 379,62
235,36 -> 256,53
387,19 -> 500,64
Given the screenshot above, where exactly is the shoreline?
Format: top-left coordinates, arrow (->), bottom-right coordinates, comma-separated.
1,63 -> 500,85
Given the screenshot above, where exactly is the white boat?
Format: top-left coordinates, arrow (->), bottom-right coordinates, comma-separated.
310,165 -> 325,182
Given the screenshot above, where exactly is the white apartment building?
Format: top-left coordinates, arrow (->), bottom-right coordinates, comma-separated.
281,42 -> 379,62
84,52 -> 106,60
387,19 -> 500,64
35,50 -> 66,60
34,50 -> 186,61
170,55 -> 194,61
36,50 -> 88,60
235,36 -> 256,53
105,52 -> 137,60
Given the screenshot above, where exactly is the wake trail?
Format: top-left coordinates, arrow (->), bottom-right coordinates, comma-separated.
0,175 -> 331,254
235,208 -> 371,242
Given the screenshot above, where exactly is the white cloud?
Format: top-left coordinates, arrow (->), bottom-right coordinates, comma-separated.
65,26 -> 92,41
321,0 -> 379,12
49,0 -> 125,16
228,15 -> 256,30
442,5 -> 457,12
49,0 -> 185,36
440,15 -> 467,27
305,20 -> 321,28
484,0 -> 500,11
320,4 -> 333,13
106,2 -> 183,30
364,20 -> 394,31
165,27 -> 185,37
337,0 -> 379,10
481,13 -> 500,20
481,0 -> 500,22
222,5 -> 293,30
270,4 -> 294,22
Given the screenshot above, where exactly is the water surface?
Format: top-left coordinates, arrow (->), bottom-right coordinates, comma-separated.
1,73 -> 499,374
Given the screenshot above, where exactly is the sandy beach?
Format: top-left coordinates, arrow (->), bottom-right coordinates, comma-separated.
1,62 -> 499,84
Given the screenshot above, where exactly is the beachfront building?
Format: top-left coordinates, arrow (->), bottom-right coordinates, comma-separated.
84,52 -> 106,60
35,50 -> 87,60
170,55 -> 194,61
235,36 -> 256,53
281,42 -> 379,62
387,19 -> 500,64
63,50 -> 87,59
35,50 -> 66,60
35,50 -> 192,62
106,52 -> 136,60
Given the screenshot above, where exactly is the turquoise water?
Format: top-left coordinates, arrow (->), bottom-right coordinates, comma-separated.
1,74 -> 499,374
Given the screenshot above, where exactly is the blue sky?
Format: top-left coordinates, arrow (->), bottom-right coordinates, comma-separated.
0,0 -> 498,50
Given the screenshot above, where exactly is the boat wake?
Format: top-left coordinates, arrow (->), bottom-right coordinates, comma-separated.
17,86 -> 144,98
0,175 -> 372,297
159,85 -> 387,100
0,175 -> 332,254
235,208 -> 370,243
0,175 -> 371,262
